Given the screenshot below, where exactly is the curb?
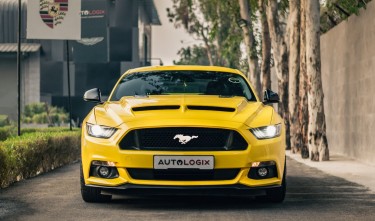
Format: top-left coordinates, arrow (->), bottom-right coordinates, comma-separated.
286,150 -> 375,193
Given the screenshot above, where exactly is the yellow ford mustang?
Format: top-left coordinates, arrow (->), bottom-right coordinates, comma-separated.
81,65 -> 286,203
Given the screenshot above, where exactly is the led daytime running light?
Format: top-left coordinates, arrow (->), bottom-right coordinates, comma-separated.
87,123 -> 117,138
250,124 -> 281,139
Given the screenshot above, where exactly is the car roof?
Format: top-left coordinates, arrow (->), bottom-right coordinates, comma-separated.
125,65 -> 244,76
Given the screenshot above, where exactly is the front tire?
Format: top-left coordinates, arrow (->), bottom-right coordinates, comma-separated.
80,164 -> 112,203
265,162 -> 286,203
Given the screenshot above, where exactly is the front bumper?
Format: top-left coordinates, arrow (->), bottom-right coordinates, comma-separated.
89,183 -> 282,197
81,120 -> 286,190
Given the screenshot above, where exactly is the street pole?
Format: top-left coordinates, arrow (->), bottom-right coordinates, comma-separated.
66,40 -> 72,131
17,0 -> 21,136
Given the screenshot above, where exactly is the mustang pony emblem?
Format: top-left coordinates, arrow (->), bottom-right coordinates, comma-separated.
174,134 -> 198,144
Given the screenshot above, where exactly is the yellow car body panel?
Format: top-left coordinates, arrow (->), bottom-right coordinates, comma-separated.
81,65 -> 286,200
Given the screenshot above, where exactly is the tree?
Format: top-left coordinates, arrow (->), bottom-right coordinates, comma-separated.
167,0 -> 243,69
320,0 -> 371,33
288,0 -> 301,154
238,0 -> 261,95
299,0 -> 309,159
167,0 -> 215,65
173,45 -> 211,65
258,0 -> 271,92
265,0 -> 291,149
168,0 -> 331,161
304,0 -> 329,161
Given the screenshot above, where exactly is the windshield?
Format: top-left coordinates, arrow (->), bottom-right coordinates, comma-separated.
110,71 -> 256,101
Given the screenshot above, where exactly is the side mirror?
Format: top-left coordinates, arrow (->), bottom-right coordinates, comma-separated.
263,89 -> 279,104
83,88 -> 102,103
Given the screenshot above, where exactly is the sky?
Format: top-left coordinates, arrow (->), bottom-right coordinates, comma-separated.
151,0 -> 198,66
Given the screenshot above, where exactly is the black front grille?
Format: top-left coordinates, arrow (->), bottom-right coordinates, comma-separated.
119,127 -> 248,151
127,168 -> 240,181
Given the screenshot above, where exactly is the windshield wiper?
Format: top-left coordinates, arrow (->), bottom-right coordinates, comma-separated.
134,94 -> 149,98
219,95 -> 235,98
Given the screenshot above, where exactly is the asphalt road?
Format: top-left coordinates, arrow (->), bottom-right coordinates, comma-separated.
1,158 -> 374,221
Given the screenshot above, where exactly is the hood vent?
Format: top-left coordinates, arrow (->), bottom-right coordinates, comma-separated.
187,105 -> 236,112
132,105 -> 180,112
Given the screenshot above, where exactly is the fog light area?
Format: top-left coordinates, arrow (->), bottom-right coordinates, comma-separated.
98,166 -> 110,178
91,160 -> 116,167
248,161 -> 278,180
89,161 -> 119,179
257,167 -> 268,177
251,161 -> 276,167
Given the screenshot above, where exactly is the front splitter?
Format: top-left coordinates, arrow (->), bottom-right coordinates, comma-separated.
87,183 -> 281,197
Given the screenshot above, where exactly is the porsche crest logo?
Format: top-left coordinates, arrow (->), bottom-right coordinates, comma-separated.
39,0 -> 68,29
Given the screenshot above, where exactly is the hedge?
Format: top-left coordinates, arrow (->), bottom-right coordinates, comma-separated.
0,130 -> 81,188
0,115 -> 10,127
0,126 -> 72,141
0,126 -> 16,141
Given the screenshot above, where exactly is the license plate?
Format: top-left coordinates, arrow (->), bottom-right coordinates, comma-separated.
153,155 -> 214,170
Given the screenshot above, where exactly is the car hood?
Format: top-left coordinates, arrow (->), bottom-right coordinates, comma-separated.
93,95 -> 271,127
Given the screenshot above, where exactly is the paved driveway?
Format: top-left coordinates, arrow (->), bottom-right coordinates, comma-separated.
1,157 -> 374,221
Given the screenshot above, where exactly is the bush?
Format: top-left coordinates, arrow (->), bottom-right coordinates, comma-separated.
0,126 -> 74,141
23,103 -> 46,117
21,127 -> 73,134
0,126 -> 17,141
23,103 -> 69,125
0,115 -> 10,127
0,130 -> 81,188
0,146 -> 9,185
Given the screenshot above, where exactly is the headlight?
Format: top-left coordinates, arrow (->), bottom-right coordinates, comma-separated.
250,124 -> 281,139
86,123 -> 117,138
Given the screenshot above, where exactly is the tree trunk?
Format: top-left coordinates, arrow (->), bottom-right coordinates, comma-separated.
299,0 -> 309,159
238,0 -> 261,96
258,0 -> 271,93
305,0 -> 329,161
266,0 -> 291,150
288,0 -> 301,154
201,27 -> 214,66
279,47 -> 290,151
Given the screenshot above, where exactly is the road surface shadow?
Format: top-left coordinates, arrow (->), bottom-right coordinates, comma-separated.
1,160 -> 375,221
102,159 -> 375,211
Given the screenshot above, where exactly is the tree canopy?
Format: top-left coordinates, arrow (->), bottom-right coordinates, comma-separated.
321,0 -> 372,33
167,0 -> 248,70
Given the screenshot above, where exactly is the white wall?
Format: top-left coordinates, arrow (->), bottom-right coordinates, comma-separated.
321,1 -> 375,164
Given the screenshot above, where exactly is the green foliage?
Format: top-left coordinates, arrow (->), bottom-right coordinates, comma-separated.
21,127 -> 74,134
0,115 -> 10,127
0,130 -> 81,188
168,0 -> 244,69
276,0 -> 290,17
0,126 -> 74,142
0,146 -> 9,187
321,0 -> 372,33
168,0 -> 291,70
174,45 -> 211,65
22,103 -> 69,125
0,126 -> 17,141
23,103 -> 46,117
